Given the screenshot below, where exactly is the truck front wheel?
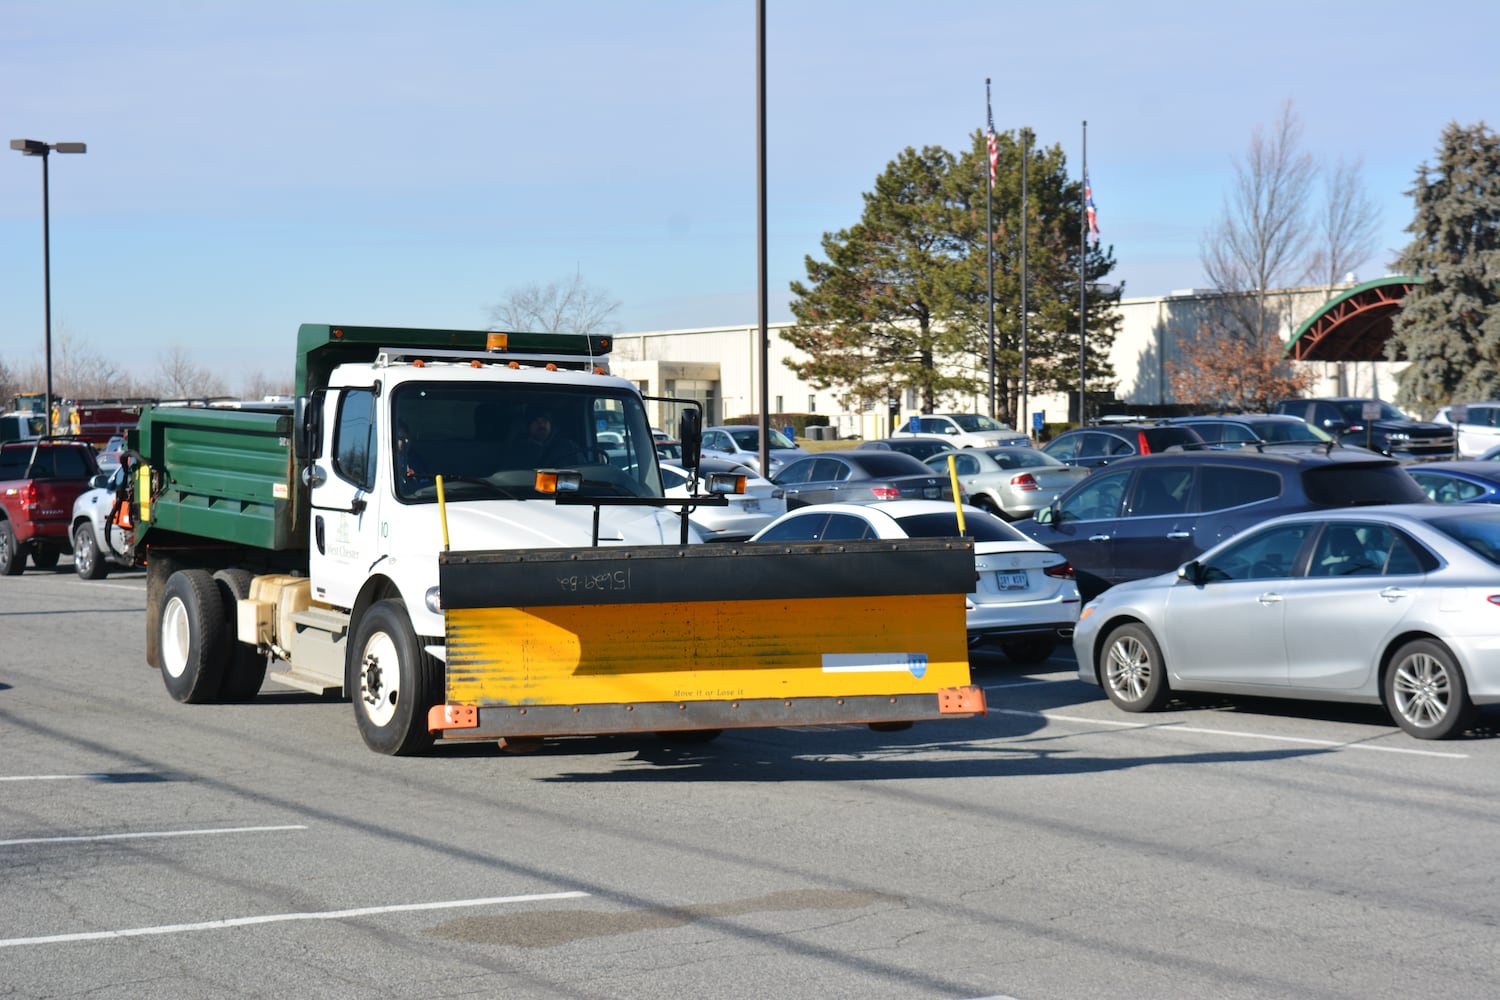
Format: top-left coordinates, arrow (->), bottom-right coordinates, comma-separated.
159,569 -> 229,703
351,600 -> 441,756
73,523 -> 108,580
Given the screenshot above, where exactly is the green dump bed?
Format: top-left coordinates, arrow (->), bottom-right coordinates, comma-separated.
134,404 -> 304,551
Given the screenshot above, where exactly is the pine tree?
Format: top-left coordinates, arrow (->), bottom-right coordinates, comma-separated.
781,134 -> 1119,426
1388,121 -> 1500,415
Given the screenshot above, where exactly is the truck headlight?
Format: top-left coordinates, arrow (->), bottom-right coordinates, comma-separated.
425,587 -> 442,613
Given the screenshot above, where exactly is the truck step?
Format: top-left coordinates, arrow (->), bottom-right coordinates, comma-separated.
288,607 -> 349,640
266,665 -> 342,696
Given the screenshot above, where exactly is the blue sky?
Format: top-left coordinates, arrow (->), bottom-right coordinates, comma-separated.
2,0 -> 1495,388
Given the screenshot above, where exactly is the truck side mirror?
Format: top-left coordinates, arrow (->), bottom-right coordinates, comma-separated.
295,390 -> 325,461
679,408 -> 702,471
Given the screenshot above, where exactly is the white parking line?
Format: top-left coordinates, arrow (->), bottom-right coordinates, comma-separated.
0,891 -> 591,949
0,824 -> 308,848
990,707 -> 1470,759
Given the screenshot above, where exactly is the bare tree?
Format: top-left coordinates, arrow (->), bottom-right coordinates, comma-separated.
0,355 -> 17,406
1201,99 -> 1317,342
240,370 -> 293,400
157,345 -> 227,399
487,271 -> 622,334
1311,155 -> 1382,288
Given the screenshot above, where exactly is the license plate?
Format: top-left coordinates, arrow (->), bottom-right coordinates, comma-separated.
740,499 -> 760,512
922,486 -> 939,498
997,571 -> 1029,591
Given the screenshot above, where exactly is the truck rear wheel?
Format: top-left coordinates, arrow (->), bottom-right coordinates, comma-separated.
352,600 -> 441,756
159,569 -> 229,704
0,521 -> 24,576
213,569 -> 267,702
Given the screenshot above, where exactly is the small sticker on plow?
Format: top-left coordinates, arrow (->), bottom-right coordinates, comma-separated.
822,653 -> 928,678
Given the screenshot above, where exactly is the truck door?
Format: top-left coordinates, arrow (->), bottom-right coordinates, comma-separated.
308,387 -> 384,609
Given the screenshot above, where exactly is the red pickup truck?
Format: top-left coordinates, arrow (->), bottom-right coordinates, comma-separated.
0,440 -> 101,575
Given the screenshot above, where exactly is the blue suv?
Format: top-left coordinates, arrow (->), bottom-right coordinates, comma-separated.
1015,447 -> 1429,600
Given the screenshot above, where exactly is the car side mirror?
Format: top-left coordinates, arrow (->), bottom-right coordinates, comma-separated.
1178,560 -> 1205,585
1033,506 -> 1055,525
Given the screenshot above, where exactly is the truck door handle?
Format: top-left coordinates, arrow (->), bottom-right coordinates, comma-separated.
1088,533 -> 1111,542
1166,531 -> 1190,539
315,515 -> 326,555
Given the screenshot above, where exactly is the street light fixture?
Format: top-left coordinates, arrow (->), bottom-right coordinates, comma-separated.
10,138 -> 87,438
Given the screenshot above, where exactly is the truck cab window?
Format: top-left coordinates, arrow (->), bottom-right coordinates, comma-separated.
333,388 -> 376,491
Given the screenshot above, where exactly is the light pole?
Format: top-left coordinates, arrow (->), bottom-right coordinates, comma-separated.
10,138 -> 87,438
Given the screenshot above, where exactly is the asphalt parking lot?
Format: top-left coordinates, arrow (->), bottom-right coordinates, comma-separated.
4,566 -> 1500,999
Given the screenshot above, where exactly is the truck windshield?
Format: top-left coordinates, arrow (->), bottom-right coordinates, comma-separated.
390,383 -> 663,503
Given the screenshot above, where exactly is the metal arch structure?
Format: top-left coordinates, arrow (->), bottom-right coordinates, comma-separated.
1284,275 -> 1423,362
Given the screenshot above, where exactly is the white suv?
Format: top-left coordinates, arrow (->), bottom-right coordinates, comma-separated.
893,413 -> 1028,448
1433,403 -> 1500,458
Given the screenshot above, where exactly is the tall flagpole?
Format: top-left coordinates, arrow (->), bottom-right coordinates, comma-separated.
1078,120 -> 1088,427
1020,127 -> 1029,438
985,79 -> 996,419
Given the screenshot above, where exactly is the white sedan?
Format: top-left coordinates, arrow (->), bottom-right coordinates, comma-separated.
661,463 -> 785,542
749,500 -> 1079,663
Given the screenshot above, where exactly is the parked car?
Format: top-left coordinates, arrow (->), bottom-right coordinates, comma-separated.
660,461 -> 784,542
70,466 -> 137,578
1039,422 -> 1205,470
1073,504 -> 1500,739
771,450 -> 954,509
1432,402 -> 1500,458
892,413 -> 1029,448
94,449 -> 124,473
750,500 -> 1078,662
859,435 -> 964,461
1171,413 -> 1334,449
700,425 -> 810,477
0,439 -> 101,574
1405,461 -> 1500,506
0,411 -> 46,443
923,446 -> 1089,520
1273,397 -> 1454,461
1015,447 -> 1430,601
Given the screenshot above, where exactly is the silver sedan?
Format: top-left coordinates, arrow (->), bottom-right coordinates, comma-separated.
925,446 -> 1089,520
1073,504 -> 1500,738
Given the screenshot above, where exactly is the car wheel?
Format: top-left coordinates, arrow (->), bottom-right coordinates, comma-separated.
158,569 -> 229,704
1101,623 -> 1171,712
1000,638 -> 1056,664
971,495 -> 1002,517
29,546 -> 60,570
351,600 -> 442,756
73,523 -> 108,580
213,569 -> 267,702
1384,639 -> 1475,739
0,521 -> 24,576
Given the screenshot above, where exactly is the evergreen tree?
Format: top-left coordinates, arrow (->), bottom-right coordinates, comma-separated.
1388,121 -> 1500,415
782,133 -> 1119,426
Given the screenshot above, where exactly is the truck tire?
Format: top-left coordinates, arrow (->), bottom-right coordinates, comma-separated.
29,546 -> 60,570
158,569 -> 229,704
0,521 -> 24,576
213,569 -> 267,702
73,523 -> 108,580
351,600 -> 442,756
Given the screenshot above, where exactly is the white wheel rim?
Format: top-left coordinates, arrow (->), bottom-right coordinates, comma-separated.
1392,653 -> 1451,729
75,530 -> 94,574
1105,636 -> 1151,702
161,596 -> 191,679
359,630 -> 401,728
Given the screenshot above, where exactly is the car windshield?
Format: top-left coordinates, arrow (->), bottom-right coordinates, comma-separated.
949,414 -> 1009,432
1301,464 -> 1429,505
1429,510 -> 1500,565
893,511 -> 1028,542
728,427 -> 795,450
390,383 -> 662,503
984,447 -> 1062,469
1336,400 -> 1408,423
1252,420 -> 1332,443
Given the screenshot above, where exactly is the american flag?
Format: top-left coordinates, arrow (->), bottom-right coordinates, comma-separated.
1085,172 -> 1100,243
986,107 -> 998,187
